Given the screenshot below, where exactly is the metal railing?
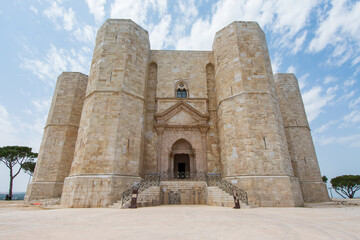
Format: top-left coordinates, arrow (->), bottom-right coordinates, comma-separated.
120,172 -> 248,206
121,174 -> 160,206
159,171 -> 207,181
206,174 -> 248,205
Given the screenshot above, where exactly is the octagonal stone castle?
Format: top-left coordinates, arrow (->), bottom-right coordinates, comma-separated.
25,19 -> 329,208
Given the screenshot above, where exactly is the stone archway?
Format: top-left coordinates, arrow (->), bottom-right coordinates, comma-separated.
169,139 -> 195,178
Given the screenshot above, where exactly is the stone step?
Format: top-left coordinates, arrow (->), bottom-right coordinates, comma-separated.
110,182 -> 249,209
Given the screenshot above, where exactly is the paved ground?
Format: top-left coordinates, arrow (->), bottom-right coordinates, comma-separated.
0,201 -> 360,240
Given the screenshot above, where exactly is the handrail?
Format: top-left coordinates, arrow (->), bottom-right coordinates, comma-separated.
159,171 -> 207,181
121,174 -> 160,206
206,175 -> 248,205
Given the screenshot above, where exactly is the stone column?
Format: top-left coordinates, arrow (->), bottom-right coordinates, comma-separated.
274,73 -> 329,202
25,72 -> 88,201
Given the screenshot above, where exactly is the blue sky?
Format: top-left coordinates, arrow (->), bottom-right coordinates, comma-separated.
0,0 -> 359,198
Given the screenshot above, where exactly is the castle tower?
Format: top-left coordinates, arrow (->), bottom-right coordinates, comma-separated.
274,73 -> 329,202
213,22 -> 303,207
25,72 -> 88,201
60,19 -> 150,207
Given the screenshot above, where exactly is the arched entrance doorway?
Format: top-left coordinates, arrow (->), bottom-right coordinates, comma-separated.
174,154 -> 190,178
170,139 -> 195,179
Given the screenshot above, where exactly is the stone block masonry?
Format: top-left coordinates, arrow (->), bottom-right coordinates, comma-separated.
26,19 -> 329,207
25,72 -> 88,201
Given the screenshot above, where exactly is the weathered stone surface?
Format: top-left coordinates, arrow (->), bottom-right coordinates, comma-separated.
27,19 -> 328,207
25,72 -> 88,201
213,22 -> 303,206
274,73 -> 329,202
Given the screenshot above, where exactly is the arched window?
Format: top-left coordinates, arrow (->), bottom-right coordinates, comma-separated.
176,82 -> 188,98
177,89 -> 187,98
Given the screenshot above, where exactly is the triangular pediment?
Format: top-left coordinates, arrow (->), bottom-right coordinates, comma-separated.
167,110 -> 198,125
155,101 -> 209,124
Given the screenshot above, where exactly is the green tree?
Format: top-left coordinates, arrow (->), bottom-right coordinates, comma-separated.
22,162 -> 36,176
0,146 -> 38,200
322,175 -> 328,183
330,175 -> 360,199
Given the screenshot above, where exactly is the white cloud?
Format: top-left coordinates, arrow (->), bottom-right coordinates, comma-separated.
149,15 -> 172,49
32,99 -> 51,113
349,97 -> 360,109
0,105 -> 18,146
291,31 -> 307,54
173,0 -> 318,51
21,45 -> 91,85
324,76 -> 337,84
309,0 -> 360,65
86,0 -> 106,25
343,110 -> 360,124
352,56 -> 360,66
110,0 -> 148,26
271,55 -> 282,74
110,0 -> 169,29
0,103 -> 44,150
43,2 -> 76,31
177,0 -> 199,24
73,24 -> 97,43
317,134 -> 360,147
344,79 -> 356,86
298,73 -> 309,90
30,5 -> 38,14
63,7 -> 76,31
314,120 -> 338,134
326,85 -> 339,95
286,65 -> 296,74
302,86 -> 335,122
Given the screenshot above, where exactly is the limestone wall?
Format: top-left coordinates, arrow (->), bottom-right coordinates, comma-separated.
213,21 -> 303,207
160,181 -> 207,205
206,64 -> 221,173
143,62 -> 158,174
61,19 -> 150,207
25,72 -> 88,201
150,50 -> 212,99
274,73 -> 329,202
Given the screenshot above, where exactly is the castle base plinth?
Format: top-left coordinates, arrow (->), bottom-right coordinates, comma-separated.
225,176 -> 304,207
300,182 -> 330,202
25,182 -> 64,202
60,175 -> 142,208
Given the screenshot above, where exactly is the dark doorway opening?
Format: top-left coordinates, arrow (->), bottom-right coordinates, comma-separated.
174,154 -> 190,179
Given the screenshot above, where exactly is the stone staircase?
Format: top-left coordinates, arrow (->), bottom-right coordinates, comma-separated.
110,182 -> 249,209
110,186 -> 161,208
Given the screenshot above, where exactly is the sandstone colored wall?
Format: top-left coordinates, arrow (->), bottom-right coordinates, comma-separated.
148,51 -> 221,174
61,19 -> 150,207
274,73 -> 329,202
143,62 -> 158,174
150,50 -> 213,99
213,21 -> 303,207
25,72 -> 88,201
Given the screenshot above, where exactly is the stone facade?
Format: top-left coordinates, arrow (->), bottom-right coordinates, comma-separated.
25,19 -> 329,207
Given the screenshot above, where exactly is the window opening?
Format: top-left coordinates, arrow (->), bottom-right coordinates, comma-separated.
177,89 -> 187,98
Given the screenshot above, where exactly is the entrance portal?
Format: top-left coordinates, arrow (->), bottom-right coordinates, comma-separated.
174,154 -> 190,178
